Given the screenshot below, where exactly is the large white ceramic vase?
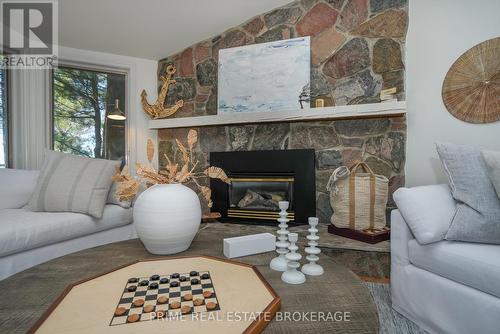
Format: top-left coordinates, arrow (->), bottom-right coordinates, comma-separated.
133,183 -> 201,255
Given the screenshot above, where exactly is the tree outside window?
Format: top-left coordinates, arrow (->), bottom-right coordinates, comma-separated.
52,66 -> 126,161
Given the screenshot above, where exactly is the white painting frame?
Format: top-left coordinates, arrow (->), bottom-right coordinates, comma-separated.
217,36 -> 310,114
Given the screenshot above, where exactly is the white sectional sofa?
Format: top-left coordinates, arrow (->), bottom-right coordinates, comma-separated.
0,169 -> 136,280
392,185 -> 500,334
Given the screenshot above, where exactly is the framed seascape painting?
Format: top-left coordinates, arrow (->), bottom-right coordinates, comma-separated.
218,36 -> 310,113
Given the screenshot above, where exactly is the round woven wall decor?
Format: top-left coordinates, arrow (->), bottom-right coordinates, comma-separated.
442,37 -> 500,123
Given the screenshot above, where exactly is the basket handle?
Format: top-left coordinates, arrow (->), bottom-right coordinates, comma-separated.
326,166 -> 350,192
350,161 -> 375,176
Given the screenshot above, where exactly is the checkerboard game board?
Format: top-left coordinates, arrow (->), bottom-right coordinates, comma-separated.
110,270 -> 220,326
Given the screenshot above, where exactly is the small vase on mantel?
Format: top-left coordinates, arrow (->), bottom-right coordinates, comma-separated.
133,183 -> 201,255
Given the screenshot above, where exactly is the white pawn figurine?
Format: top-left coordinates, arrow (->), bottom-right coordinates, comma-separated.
301,217 -> 324,276
270,201 -> 291,271
281,232 -> 306,284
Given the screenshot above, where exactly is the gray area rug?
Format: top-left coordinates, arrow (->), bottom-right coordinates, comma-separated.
364,282 -> 427,334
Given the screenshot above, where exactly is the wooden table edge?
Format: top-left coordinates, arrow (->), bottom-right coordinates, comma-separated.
27,254 -> 281,334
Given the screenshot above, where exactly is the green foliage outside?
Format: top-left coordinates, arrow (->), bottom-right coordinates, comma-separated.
53,67 -> 125,160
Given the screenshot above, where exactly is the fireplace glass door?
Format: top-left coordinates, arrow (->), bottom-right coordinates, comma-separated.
228,174 -> 294,221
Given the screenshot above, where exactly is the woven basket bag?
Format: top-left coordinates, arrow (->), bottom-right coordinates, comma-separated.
327,162 -> 389,231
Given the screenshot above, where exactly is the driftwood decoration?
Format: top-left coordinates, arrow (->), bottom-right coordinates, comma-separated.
141,65 -> 184,119
442,37 -> 500,123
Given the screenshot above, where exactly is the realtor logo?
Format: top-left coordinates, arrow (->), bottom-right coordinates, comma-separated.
1,0 -> 58,68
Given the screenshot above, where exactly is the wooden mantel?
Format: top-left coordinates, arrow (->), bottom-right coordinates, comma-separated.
148,101 -> 406,129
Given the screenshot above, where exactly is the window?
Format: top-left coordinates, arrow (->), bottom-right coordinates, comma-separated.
52,66 -> 126,161
0,61 -> 7,168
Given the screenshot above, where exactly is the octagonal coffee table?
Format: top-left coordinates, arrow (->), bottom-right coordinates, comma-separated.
0,223 -> 378,334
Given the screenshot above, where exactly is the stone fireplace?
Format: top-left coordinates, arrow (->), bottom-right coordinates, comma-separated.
155,0 -> 409,226
158,116 -> 406,224
210,149 -> 316,225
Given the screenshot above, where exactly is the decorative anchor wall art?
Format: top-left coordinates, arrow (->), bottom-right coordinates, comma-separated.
141,65 -> 184,119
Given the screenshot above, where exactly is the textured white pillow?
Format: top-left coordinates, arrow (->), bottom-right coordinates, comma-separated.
394,184 -> 457,244
0,169 -> 40,209
437,142 -> 500,244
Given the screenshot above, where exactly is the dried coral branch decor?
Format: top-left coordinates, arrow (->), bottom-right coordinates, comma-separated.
113,130 -> 230,255
114,129 -> 229,205
141,65 -> 184,119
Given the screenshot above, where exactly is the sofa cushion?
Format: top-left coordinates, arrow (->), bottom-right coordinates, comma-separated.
408,239 -> 500,298
482,150 -> 500,199
394,185 -> 456,244
436,142 -> 500,244
0,169 -> 40,210
0,205 -> 132,257
27,149 -> 120,218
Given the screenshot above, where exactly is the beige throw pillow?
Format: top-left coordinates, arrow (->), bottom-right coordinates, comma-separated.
28,149 -> 120,218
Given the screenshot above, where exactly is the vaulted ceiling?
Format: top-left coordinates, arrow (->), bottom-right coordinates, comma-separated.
59,0 -> 292,60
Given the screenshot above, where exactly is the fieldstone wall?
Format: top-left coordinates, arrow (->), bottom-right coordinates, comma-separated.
158,0 -> 408,114
158,116 -> 406,223
157,0 -> 408,224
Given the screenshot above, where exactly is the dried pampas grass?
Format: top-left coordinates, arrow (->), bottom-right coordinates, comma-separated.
112,129 -> 230,207
112,166 -> 141,201
146,139 -> 154,163
204,166 -> 230,184
187,129 -> 197,150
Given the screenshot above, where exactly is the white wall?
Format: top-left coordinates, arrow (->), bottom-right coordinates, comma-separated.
406,0 -> 500,186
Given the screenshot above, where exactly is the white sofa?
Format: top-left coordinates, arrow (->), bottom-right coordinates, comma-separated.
0,169 -> 136,280
391,185 -> 500,334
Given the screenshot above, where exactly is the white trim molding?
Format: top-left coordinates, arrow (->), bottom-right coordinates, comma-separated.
149,101 -> 406,129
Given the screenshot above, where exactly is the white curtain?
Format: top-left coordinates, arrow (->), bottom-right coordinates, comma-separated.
10,69 -> 51,170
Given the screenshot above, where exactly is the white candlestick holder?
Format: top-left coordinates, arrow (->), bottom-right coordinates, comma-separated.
301,217 -> 324,276
281,232 -> 306,284
270,201 -> 290,272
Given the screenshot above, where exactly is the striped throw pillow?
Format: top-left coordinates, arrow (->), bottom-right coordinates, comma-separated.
27,149 -> 120,218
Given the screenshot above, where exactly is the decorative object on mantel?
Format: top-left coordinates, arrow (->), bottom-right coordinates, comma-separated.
218,37 -> 310,113
301,217 -> 324,276
112,130 -> 230,254
281,232 -> 306,285
442,37 -> 500,124
326,162 -> 390,244
380,87 -> 398,103
314,98 -> 325,108
312,95 -> 335,108
141,65 -> 184,119
270,201 -> 291,272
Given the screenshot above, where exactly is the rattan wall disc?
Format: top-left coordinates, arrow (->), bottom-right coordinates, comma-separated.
442,37 -> 500,123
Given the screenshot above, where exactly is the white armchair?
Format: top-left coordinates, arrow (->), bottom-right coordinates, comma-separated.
391,185 -> 500,334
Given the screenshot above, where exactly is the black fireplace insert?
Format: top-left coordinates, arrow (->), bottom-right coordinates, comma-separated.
209,149 -> 316,225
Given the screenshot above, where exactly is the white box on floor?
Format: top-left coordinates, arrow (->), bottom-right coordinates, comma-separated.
223,233 -> 276,259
